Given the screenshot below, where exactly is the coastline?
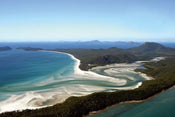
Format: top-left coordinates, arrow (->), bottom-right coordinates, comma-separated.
41,50 -> 144,86
41,50 -> 153,88
40,50 -> 160,91
49,51 -> 166,116
2,51 -> 174,117
0,50 -> 150,114
40,50 -> 85,75
40,50 -> 161,93
87,85 -> 175,116
0,50 -> 160,114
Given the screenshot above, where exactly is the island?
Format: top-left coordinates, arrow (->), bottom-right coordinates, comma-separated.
1,42 -> 175,117
17,47 -> 42,51
0,46 -> 12,51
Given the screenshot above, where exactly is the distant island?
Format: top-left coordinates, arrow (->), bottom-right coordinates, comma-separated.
0,46 -> 12,51
1,42 -> 175,117
53,42 -> 175,70
18,42 -> 175,70
17,47 -> 42,51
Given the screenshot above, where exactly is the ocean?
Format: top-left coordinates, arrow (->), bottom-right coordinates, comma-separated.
0,49 -> 75,112
0,47 -> 148,113
0,42 -> 174,115
89,87 -> 175,117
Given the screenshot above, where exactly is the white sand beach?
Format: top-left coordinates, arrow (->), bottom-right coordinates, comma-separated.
0,50 -> 164,113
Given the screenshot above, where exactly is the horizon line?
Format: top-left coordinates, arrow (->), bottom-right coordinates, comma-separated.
0,40 -> 175,43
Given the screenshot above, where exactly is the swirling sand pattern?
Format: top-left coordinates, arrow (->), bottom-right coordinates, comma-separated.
0,51 -> 161,113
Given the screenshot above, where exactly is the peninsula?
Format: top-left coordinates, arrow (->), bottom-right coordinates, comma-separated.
18,42 -> 175,70
1,42 -> 175,117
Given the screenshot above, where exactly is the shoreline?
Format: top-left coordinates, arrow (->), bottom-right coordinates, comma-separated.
54,52 -> 165,116
0,50 -> 148,114
41,50 -> 147,85
0,50 -> 174,117
40,50 -> 85,75
87,85 -> 175,116
0,50 -> 160,114
41,50 -> 160,92
42,50 -> 153,87
42,50 -> 153,79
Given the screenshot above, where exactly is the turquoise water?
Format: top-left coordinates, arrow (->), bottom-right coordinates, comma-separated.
89,87 -> 175,117
0,43 -> 175,114
0,50 -> 74,86
0,49 -> 150,113
0,50 -> 75,101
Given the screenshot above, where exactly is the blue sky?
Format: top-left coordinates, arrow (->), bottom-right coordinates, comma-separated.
0,0 -> 175,42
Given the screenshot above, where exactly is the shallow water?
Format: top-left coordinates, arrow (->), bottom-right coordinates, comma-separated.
89,87 -> 175,117
0,49 -> 149,113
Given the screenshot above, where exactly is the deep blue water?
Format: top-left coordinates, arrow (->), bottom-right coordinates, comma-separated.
0,49 -> 75,103
0,50 -> 74,86
0,41 -> 140,49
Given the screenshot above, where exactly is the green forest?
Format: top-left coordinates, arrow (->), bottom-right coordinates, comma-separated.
54,42 -> 175,70
1,42 -> 175,117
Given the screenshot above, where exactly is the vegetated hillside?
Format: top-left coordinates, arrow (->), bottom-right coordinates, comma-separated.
1,57 -> 175,117
55,42 -> 175,70
17,42 -> 175,70
129,42 -> 175,56
54,47 -> 137,70
0,46 -> 12,51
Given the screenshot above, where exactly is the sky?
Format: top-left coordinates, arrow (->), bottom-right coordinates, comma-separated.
0,0 -> 175,42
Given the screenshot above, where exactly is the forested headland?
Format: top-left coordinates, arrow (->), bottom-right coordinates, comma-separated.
1,42 -> 175,117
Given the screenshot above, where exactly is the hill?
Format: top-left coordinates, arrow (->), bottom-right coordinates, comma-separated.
130,42 -> 175,54
2,42 -> 175,117
17,42 -> 175,70
54,42 -> 175,70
